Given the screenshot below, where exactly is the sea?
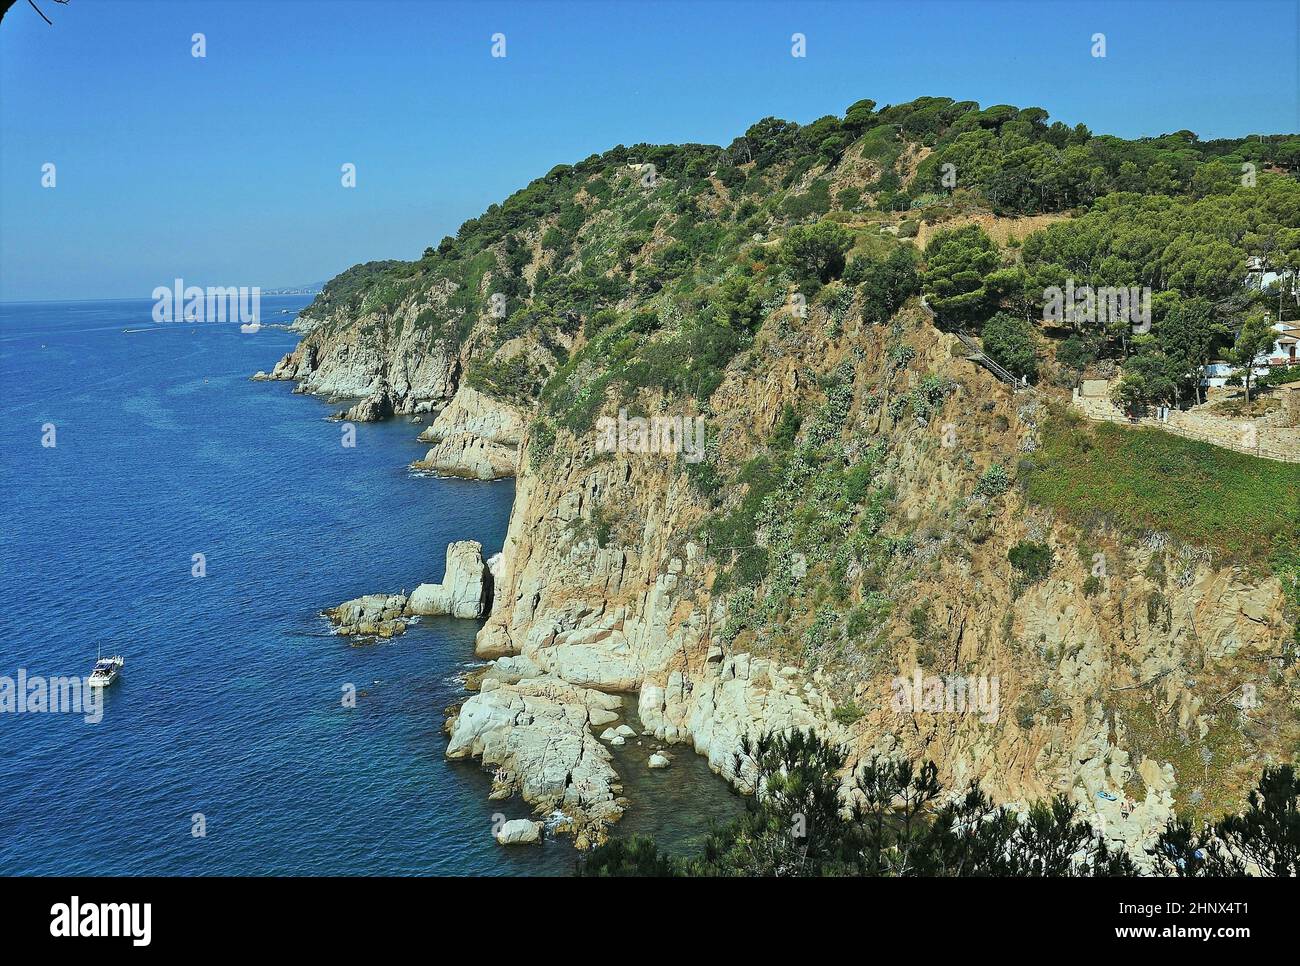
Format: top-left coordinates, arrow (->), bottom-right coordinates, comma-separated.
0,296 -> 740,875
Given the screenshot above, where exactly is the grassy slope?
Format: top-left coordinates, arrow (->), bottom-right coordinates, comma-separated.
1026,410 -> 1300,569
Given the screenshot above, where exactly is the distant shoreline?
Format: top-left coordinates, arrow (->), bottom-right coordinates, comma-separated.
0,292 -> 319,305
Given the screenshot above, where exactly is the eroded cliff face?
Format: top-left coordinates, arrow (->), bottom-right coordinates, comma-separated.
450,300 -> 1298,858
260,293 -> 462,416
412,386 -> 524,479
256,116 -> 1298,859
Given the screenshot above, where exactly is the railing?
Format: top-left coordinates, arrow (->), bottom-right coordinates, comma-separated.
1071,399 -> 1300,463
954,330 -> 1023,388
919,296 -> 1041,396
921,295 -> 1298,461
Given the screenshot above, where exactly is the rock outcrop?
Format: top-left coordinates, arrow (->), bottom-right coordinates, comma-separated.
330,386 -> 396,423
420,385 -> 525,448
495,819 -> 543,845
324,541 -> 495,637
453,308 -> 1299,863
411,433 -> 517,479
260,297 -> 462,415
445,674 -> 627,841
411,386 -> 525,478
407,541 -> 493,619
325,593 -> 409,638
263,132 -> 1299,865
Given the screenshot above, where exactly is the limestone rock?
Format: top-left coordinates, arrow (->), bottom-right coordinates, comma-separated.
272,241 -> 1297,870
418,385 -> 525,447
406,541 -> 493,619
331,386 -> 394,423
254,300 -> 458,413
483,655 -> 542,686
411,432 -> 517,479
446,675 -> 625,841
325,593 -> 408,637
495,819 -> 542,845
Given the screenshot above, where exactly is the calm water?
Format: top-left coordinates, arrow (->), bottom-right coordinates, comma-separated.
0,297 -> 738,875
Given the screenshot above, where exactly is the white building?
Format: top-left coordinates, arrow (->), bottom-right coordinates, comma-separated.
1257,318 -> 1299,369
1201,322 -> 1298,388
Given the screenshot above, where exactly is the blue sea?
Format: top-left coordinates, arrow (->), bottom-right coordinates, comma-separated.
0,297 -> 739,875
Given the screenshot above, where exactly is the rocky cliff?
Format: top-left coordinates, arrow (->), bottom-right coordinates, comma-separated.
454,302 -> 1298,857
261,96 -> 1300,856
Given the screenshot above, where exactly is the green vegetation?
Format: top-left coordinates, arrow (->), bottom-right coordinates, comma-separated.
779,220 -> 853,287
291,99 -> 1300,878
305,93 -> 1299,423
922,223 -> 1000,324
702,380 -> 902,667
1026,411 -> 1300,569
845,246 -> 920,325
301,259 -> 407,327
831,700 -> 865,727
301,93 -> 1298,667
1008,541 -> 1053,584
911,103 -> 1300,215
579,730 -> 1300,877
916,176 -> 1300,397
1259,363 -> 1300,389
981,311 -> 1039,379
973,463 -> 1012,498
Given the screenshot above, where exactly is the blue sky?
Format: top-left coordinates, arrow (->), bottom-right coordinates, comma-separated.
1,0 -> 1297,301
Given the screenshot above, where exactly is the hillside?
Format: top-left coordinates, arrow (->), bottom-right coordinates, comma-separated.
258,96 -> 1300,863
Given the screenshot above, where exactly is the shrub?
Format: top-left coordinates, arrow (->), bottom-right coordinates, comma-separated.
582,729 -> 1151,877
847,246 -> 920,326
684,457 -> 723,503
981,311 -> 1039,380
908,603 -> 932,640
771,403 -> 802,449
974,463 -> 1011,498
1009,541 -> 1053,583
529,420 -> 556,469
779,220 -> 854,286
1057,334 -> 1098,372
832,701 -> 865,726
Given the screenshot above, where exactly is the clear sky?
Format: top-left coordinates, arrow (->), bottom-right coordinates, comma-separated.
1,0 -> 1297,301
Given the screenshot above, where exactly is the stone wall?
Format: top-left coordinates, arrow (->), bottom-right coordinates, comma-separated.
1070,392 -> 1300,463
